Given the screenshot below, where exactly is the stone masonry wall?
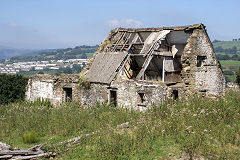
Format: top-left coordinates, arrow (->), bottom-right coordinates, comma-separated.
26,74 -> 81,105
181,29 -> 225,96
79,83 -> 109,106
112,79 -> 168,110
26,75 -> 56,103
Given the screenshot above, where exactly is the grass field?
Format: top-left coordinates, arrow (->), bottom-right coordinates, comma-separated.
219,60 -> 240,82
1,91 -> 240,159
213,41 -> 240,50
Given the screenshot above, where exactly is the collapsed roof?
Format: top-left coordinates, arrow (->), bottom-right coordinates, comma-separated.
85,24 -> 206,84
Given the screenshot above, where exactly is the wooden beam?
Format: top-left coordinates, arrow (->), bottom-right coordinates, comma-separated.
137,32 -> 144,43
123,66 -> 131,79
0,150 -> 41,155
136,54 -> 153,80
111,32 -> 126,52
143,41 -> 159,56
120,33 -> 132,51
162,57 -> 165,82
130,54 -> 145,56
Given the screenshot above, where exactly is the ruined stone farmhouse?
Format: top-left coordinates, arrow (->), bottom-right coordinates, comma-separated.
26,24 -> 225,109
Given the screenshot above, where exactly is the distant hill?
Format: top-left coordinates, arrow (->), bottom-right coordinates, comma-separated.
212,41 -> 240,50
213,41 -> 240,60
9,45 -> 98,62
212,40 -> 240,82
0,46 -> 37,60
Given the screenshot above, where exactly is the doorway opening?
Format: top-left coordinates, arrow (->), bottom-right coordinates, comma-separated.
109,90 -> 117,106
63,88 -> 72,102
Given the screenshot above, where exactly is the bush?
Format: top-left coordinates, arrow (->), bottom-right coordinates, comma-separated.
223,70 -> 234,75
22,131 -> 38,144
0,74 -> 28,105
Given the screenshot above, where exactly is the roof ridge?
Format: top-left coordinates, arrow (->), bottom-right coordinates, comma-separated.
118,23 -> 204,31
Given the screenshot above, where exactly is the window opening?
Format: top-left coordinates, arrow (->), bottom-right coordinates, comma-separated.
138,93 -> 145,103
172,90 -> 178,100
197,56 -> 207,67
63,88 -> 72,102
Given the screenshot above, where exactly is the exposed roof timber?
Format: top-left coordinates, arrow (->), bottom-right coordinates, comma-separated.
118,23 -> 205,32
130,52 -> 173,57
137,32 -> 144,42
136,54 -> 153,80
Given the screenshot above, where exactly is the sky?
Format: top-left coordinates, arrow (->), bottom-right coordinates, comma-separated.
0,0 -> 240,49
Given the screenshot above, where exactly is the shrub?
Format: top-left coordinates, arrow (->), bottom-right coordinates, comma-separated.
78,76 -> 91,89
22,131 -> 38,144
0,74 -> 28,105
223,70 -> 234,75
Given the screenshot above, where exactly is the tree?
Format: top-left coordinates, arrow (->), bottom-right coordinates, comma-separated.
212,39 -> 221,43
236,67 -> 240,86
222,54 -> 230,60
231,54 -> 238,60
81,53 -> 87,59
214,46 -> 223,52
232,46 -> 237,54
63,67 -> 73,74
0,74 -> 28,105
72,64 -> 82,73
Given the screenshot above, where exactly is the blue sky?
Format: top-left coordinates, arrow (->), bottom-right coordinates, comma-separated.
0,0 -> 240,49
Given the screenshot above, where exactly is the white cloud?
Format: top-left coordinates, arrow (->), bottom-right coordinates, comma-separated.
106,18 -> 143,28
7,22 -> 18,28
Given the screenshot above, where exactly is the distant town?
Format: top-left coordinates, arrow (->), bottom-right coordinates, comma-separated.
0,58 -> 88,74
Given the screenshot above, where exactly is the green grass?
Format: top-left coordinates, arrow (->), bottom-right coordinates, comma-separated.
219,60 -> 240,82
220,60 -> 240,66
213,41 -> 240,50
76,52 -> 94,59
18,70 -> 59,76
86,52 -> 94,58
0,91 -> 240,159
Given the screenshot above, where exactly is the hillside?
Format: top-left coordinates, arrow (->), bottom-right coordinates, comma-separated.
213,41 -> 240,50
0,46 -> 38,60
9,45 -> 98,62
212,41 -> 240,82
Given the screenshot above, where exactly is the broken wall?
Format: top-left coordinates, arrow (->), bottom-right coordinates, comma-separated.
26,75 -> 57,103
79,83 -> 109,106
26,74 -> 81,105
181,29 -> 225,96
112,79 -> 168,110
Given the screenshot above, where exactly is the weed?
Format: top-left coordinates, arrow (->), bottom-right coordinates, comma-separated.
22,131 -> 38,144
0,90 -> 239,159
